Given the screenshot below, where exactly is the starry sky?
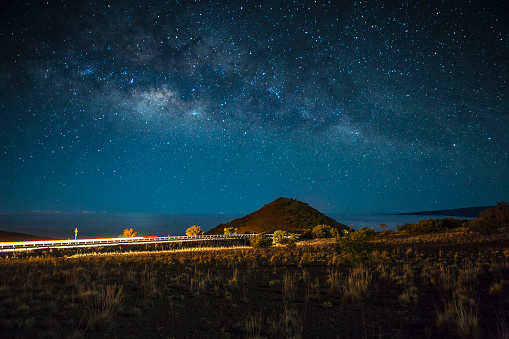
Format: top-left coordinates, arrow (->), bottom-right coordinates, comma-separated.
0,0 -> 507,215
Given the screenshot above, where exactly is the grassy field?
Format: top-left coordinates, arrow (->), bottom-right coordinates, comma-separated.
1,230 -> 508,338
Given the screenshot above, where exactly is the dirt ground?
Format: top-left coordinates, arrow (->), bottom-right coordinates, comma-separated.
109,239 -> 509,338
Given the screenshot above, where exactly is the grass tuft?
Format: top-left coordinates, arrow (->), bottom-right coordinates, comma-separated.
342,265 -> 371,303
81,284 -> 123,332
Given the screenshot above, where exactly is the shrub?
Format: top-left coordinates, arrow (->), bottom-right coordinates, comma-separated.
224,227 -> 238,235
396,223 -> 414,233
418,219 -> 445,233
441,217 -> 468,229
312,224 -> 338,238
350,228 -> 375,241
299,229 -> 313,239
337,227 -> 374,256
397,219 -> 451,234
465,218 -> 497,235
186,225 -> 204,236
286,234 -> 297,248
397,218 -> 467,235
338,238 -> 374,256
250,234 -> 272,248
481,201 -> 509,225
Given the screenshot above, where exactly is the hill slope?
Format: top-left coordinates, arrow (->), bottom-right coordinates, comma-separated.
395,206 -> 495,218
206,197 -> 347,235
0,230 -> 56,242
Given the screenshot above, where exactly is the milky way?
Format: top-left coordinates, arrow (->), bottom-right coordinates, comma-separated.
1,0 -> 507,214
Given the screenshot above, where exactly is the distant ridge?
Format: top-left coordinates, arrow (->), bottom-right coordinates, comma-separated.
394,206 -> 495,218
206,197 -> 347,235
0,230 -> 56,242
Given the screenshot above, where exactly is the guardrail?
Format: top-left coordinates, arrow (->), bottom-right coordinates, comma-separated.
0,234 -> 254,252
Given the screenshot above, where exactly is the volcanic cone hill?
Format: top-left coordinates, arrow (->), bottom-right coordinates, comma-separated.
206,197 -> 347,235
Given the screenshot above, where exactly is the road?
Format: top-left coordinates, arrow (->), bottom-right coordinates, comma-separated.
0,234 -> 254,252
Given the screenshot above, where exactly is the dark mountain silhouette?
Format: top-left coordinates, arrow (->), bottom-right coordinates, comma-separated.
394,206 -> 495,218
206,197 -> 347,235
0,230 -> 56,242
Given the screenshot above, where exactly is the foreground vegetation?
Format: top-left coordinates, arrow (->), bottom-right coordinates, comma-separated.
1,227 -> 508,338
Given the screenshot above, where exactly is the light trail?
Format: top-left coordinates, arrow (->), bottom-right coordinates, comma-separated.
0,234 -> 254,252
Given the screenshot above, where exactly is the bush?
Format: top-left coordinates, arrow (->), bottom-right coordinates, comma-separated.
416,219 -> 443,233
312,224 -> 339,238
224,227 -> 238,235
397,218 -> 468,235
350,228 -> 375,241
465,218 -> 497,235
250,234 -> 272,248
396,223 -> 414,233
441,217 -> 468,229
337,227 -> 374,256
186,225 -> 204,236
466,201 -> 508,234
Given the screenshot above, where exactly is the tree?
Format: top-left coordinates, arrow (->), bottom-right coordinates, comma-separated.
224,227 -> 238,235
120,228 -> 138,237
186,225 -> 204,236
379,224 -> 388,232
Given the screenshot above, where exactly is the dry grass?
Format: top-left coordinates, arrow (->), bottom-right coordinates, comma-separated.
282,271 -> 298,301
398,286 -> 419,306
305,277 -> 321,302
342,265 -> 372,303
326,269 -> 342,295
228,268 -> 239,287
268,304 -> 303,339
245,313 -> 262,338
81,284 -> 123,332
489,280 -> 508,296
436,295 -> 479,339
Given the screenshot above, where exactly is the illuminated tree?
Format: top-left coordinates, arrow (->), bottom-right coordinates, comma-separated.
273,230 -> 289,244
121,228 -> 138,237
186,225 -> 204,236
224,227 -> 238,235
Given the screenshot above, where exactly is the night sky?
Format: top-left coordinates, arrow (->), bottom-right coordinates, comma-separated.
1,0 -> 507,215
